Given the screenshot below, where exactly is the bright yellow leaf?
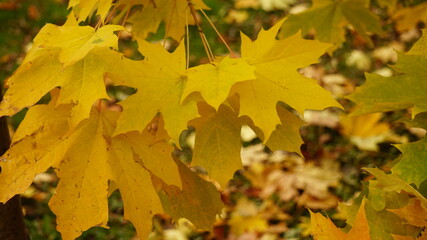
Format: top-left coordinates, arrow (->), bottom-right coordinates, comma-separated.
113,40 -> 200,141
231,19 -> 340,139
0,97 -> 71,203
39,16 -> 123,66
389,199 -> 427,228
1,105 -> 184,239
393,2 -> 427,33
110,135 -> 164,239
0,47 -> 122,127
68,0 -> 113,22
183,56 -> 255,109
310,199 -> 370,240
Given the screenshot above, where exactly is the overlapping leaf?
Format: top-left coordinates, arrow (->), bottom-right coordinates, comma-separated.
0,98 -> 185,239
0,90 -> 71,203
112,39 -> 199,141
183,56 -> 255,109
280,0 -> 382,47
265,105 -> 305,155
68,0 -> 113,22
0,17 -> 123,127
189,104 -> 243,187
313,169 -> 427,240
231,19 -> 341,140
311,200 -> 370,240
153,157 -> 224,230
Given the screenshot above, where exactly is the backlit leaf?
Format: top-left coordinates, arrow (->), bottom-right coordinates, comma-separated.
231,19 -> 340,139
113,40 -> 199,141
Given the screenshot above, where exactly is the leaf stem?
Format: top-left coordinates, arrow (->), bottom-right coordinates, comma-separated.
194,3 -> 235,57
104,2 -> 120,25
163,0 -> 177,46
186,6 -> 190,69
187,0 -> 214,62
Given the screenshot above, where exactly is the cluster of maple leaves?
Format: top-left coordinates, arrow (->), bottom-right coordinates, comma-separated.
0,0 -> 426,239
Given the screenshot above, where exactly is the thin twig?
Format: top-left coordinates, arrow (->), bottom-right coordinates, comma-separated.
195,3 -> 235,57
187,0 -> 214,62
163,0 -> 177,46
186,6 -> 190,69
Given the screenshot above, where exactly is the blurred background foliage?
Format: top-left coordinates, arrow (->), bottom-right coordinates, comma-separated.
0,0 -> 426,239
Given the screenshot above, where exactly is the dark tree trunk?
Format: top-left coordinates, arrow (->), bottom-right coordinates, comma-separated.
0,86 -> 29,240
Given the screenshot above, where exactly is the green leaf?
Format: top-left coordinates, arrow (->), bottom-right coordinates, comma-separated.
348,33 -> 427,116
392,137 -> 427,188
280,0 -> 382,47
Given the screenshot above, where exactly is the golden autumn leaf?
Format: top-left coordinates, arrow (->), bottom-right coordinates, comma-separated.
231,19 -> 341,140
310,199 -> 370,240
112,39 -> 200,141
389,199 -> 427,228
0,90 -> 71,203
0,16 -> 124,127
0,103 -> 184,239
38,14 -> 124,67
266,105 -> 305,155
68,0 -> 113,22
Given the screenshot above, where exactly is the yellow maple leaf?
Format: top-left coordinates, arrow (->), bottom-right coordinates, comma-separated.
0,17 -> 124,127
310,199 -> 370,240
189,104 -> 243,187
113,39 -> 200,141
0,47 -> 122,127
183,56 -> 255,110
128,0 -> 209,41
0,90 -> 71,203
1,102 -> 183,239
231,19 -> 341,140
38,14 -> 124,67
393,2 -> 427,33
